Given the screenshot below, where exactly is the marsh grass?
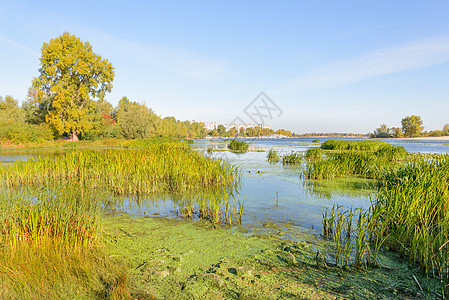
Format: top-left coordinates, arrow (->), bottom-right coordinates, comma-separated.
321,140 -> 391,151
0,138 -> 243,298
303,144 -> 412,180
227,139 -> 249,152
1,142 -> 239,195
305,147 -> 324,160
376,156 -> 449,297
1,140 -> 242,226
267,149 -> 280,163
172,188 -> 244,225
322,155 -> 449,297
0,187 -> 131,299
322,204 -> 385,268
282,151 -> 302,165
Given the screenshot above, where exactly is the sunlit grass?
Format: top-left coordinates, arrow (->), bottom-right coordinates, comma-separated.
0,187 -> 131,299
1,142 -> 239,195
321,154 -> 449,297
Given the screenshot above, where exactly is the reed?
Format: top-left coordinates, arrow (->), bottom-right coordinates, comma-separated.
321,140 -> 392,151
1,140 -> 242,225
282,151 -> 302,165
1,142 -> 239,195
375,155 -> 449,297
322,205 -> 384,268
322,155 -> 449,296
0,186 -> 101,250
171,187 -> 244,225
227,139 -> 249,152
302,145 -> 412,180
267,149 -> 280,163
0,187 -> 130,299
305,147 -> 324,160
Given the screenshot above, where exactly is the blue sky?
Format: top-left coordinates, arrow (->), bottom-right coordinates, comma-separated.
1,0 -> 448,133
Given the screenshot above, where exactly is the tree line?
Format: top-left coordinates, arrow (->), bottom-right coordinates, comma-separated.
0,32 -> 207,143
371,115 -> 449,138
1,32 -> 297,144
0,92 -> 208,143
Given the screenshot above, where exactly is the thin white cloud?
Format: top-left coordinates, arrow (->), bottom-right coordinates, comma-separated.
0,33 -> 38,56
283,35 -> 449,90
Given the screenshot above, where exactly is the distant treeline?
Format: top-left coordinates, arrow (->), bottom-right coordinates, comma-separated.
0,93 -> 298,144
0,93 -> 206,144
371,115 -> 449,138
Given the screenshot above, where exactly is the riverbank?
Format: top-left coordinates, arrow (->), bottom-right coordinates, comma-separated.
393,136 -> 449,141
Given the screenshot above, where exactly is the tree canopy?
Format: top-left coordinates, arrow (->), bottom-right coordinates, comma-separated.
0,95 -> 24,123
32,32 -> 115,141
370,124 -> 392,138
401,115 -> 423,137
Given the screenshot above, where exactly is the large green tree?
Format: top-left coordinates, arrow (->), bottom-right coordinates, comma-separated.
32,32 -> 114,141
118,102 -> 159,139
0,95 -> 25,123
401,115 -> 423,137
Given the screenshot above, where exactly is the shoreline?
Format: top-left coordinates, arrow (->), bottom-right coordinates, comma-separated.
379,136 -> 449,141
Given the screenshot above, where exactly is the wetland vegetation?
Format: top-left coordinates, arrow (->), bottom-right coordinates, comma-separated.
227,139 -> 249,153
2,31 -> 449,299
2,137 -> 449,299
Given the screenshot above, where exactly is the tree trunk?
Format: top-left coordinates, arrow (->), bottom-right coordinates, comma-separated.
71,131 -> 79,141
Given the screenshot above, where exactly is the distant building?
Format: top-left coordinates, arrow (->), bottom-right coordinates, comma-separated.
203,121 -> 271,132
204,122 -> 218,131
258,124 -> 271,130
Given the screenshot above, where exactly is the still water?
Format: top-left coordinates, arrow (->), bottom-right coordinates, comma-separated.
112,138 -> 449,236
2,138 -> 448,236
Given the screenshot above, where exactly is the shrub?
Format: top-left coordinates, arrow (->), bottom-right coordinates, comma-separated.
0,121 -> 54,144
227,139 -> 249,152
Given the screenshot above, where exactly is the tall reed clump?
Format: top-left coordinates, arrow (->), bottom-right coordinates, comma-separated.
173,188 -> 244,225
322,204 -> 386,268
1,142 -> 239,195
0,187 -> 131,299
321,139 -> 391,151
1,141 -> 241,225
302,144 -> 411,180
305,147 -> 324,160
375,155 -> 449,297
227,139 -> 249,152
267,149 -> 280,163
282,151 -> 302,165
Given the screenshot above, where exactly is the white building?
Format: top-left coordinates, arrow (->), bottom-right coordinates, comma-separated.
204,122 -> 218,131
